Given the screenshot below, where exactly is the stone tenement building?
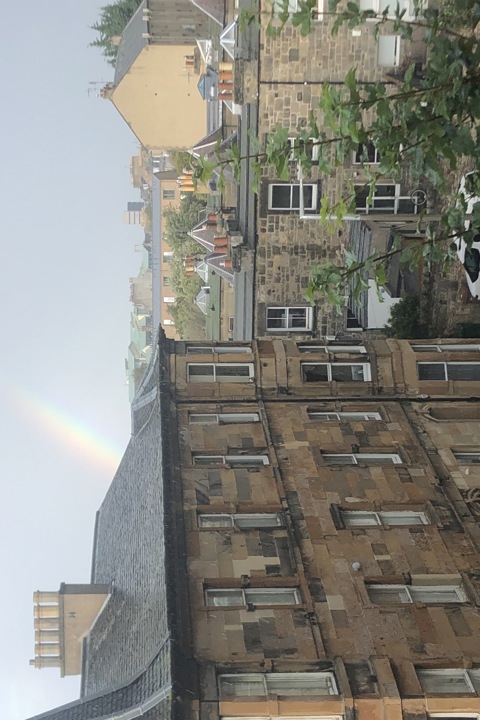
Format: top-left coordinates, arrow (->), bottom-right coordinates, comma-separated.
29,335 -> 480,720
210,0 -> 431,338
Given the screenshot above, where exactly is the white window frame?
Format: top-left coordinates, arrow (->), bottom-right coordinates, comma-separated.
354,183 -> 419,214
413,344 -> 480,352
353,143 -> 380,165
430,714 -> 480,720
367,584 -> 467,604
198,513 -> 284,529
163,296 -> 175,303
308,410 -> 381,421
163,251 -> 173,260
323,453 -> 402,465
288,137 -> 321,163
187,345 -> 252,354
187,363 -> 254,383
299,345 -> 367,354
162,188 -> 176,199
377,35 -> 400,67
267,306 -> 313,332
359,0 -> 424,21
192,454 -> 270,467
342,510 -> 428,527
219,672 -> 339,697
453,451 -> 480,464
223,716 -> 343,720
205,587 -> 301,607
417,669 -> 480,695
189,413 -> 260,424
417,362 -> 480,381
268,183 -> 318,211
273,0 -> 324,20
301,362 -> 372,382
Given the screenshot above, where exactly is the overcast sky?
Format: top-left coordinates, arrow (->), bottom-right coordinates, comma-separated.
0,3 -> 144,718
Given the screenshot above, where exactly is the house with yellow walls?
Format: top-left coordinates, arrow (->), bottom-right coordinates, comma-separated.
101,0 -> 212,153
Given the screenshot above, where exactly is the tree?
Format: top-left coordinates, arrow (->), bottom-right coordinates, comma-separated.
383,295 -> 423,338
163,196 -> 208,339
163,195 -> 207,252
90,0 -> 143,66
195,0 -> 480,309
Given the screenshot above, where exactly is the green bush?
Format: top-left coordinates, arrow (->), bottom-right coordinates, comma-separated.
383,296 -> 422,339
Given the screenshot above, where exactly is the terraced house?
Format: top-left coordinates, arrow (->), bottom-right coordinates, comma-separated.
29,335 -> 480,720
196,0 -> 432,338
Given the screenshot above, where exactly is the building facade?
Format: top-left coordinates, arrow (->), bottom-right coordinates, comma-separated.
204,0 -> 431,338
29,335 -> 480,720
102,0 -> 211,153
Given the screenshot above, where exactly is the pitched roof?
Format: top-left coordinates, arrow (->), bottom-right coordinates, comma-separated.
188,219 -> 216,252
28,336 -> 195,720
113,1 -> 148,87
205,252 -> 234,285
191,127 -> 223,156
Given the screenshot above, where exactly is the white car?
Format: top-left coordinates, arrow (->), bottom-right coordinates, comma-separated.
456,172 -> 480,299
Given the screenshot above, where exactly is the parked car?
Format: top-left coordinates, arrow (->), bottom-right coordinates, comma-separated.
455,172 -> 480,299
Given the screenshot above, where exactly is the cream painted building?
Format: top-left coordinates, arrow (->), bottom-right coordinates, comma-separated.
102,0 -> 210,153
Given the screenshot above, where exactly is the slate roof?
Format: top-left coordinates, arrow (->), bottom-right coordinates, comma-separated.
113,1 -> 148,87
188,220 -> 216,252
28,335 -> 194,720
205,252 -> 234,285
347,219 -> 372,329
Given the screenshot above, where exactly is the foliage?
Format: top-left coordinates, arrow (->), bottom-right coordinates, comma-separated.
163,195 -> 208,339
170,150 -> 195,175
199,0 -> 480,310
90,0 -> 142,66
168,295 -> 206,339
163,195 -> 207,252
383,295 -> 422,338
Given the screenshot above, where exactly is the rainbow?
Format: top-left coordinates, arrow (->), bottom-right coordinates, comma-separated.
7,385 -> 125,477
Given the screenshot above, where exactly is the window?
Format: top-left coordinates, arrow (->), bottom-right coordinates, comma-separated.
308,410 -> 381,421
268,183 -> 318,211
273,0 -> 324,20
418,669 -> 480,694
198,513 -> 284,529
190,413 -> 260,424
453,451 -> 480,464
219,672 -> 338,698
267,307 -> 313,331
418,362 -> 480,381
427,405 -> 480,421
187,345 -> 251,354
163,251 -> 173,262
323,453 -> 402,465
353,143 -> 380,164
193,454 -> 269,467
354,184 -> 417,214
206,587 -> 301,607
301,363 -> 371,382
163,296 -> 175,303
377,35 -> 400,66
359,0 -> 423,20
299,344 -> 367,354
163,276 -> 171,286
162,188 -> 176,199
367,584 -> 466,604
187,363 -> 254,383
163,319 -> 174,326
288,137 -> 320,163
342,510 -> 428,527
413,344 -> 480,352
